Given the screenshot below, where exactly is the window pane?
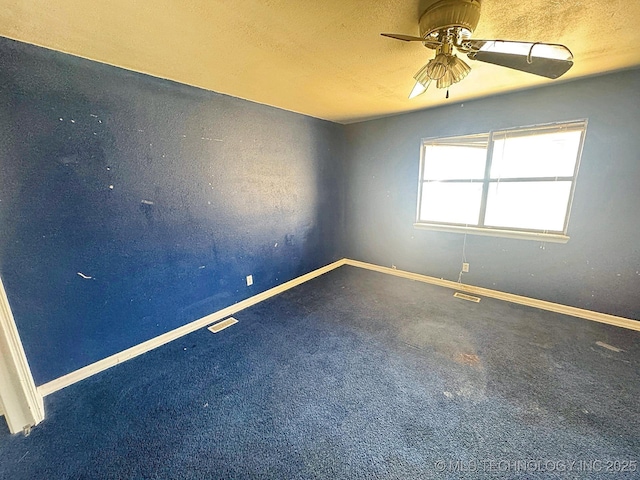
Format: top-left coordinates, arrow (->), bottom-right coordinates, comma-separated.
490,130 -> 582,179
423,137 -> 488,180
484,181 -> 572,231
419,182 -> 483,225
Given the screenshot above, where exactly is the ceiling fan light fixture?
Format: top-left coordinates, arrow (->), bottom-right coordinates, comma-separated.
436,69 -> 453,89
414,53 -> 470,92
426,53 -> 449,79
448,54 -> 471,81
413,63 -> 432,86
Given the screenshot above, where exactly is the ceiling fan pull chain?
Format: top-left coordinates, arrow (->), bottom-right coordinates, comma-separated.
446,89 -> 450,99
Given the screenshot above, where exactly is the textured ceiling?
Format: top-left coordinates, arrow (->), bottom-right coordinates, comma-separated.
0,0 -> 639,123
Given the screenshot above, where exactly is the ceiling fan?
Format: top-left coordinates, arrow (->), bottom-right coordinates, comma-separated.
381,0 -> 574,98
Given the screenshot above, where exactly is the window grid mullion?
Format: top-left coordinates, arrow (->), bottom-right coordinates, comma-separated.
424,176 -> 574,183
416,144 -> 427,222
477,131 -> 496,227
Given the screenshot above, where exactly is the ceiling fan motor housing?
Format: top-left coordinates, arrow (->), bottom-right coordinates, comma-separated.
419,0 -> 481,38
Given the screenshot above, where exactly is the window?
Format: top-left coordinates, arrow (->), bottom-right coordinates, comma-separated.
415,120 -> 587,243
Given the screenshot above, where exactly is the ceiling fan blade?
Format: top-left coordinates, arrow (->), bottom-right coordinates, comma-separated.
460,39 -> 573,78
409,79 -> 431,99
381,33 -> 441,47
469,51 -> 573,79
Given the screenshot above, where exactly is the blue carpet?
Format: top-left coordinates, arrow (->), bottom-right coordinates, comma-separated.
1,265 -> 639,479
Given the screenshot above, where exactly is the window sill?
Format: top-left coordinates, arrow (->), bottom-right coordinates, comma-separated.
413,223 -> 570,243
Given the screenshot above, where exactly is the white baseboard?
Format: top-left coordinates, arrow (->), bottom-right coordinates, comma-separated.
38,256 -> 639,398
38,258 -> 347,397
344,259 -> 640,332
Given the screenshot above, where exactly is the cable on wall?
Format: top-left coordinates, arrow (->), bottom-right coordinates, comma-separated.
457,233 -> 468,284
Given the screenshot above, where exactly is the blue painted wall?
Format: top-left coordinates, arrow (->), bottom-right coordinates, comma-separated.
0,38 -> 345,385
345,69 -> 640,321
2,33 -> 638,387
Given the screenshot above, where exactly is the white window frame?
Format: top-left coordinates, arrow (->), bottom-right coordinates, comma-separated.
414,120 -> 588,243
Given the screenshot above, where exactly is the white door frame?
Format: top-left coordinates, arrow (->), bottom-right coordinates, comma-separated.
0,276 -> 44,434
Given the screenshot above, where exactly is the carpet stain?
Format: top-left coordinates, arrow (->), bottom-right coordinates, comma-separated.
456,353 -> 481,367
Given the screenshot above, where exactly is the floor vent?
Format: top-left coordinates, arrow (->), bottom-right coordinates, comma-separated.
454,292 -> 481,303
207,317 -> 238,333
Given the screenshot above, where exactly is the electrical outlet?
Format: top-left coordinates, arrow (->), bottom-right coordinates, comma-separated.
246,275 -> 253,286
462,263 -> 469,273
